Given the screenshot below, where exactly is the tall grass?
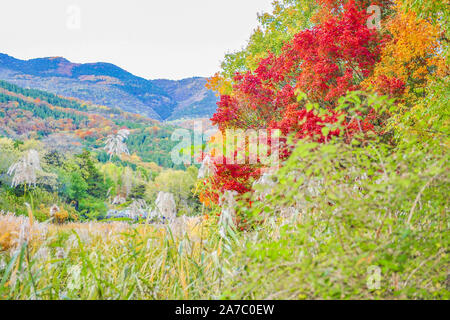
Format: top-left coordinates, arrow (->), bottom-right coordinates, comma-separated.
0,213 -> 232,299
1,195 -> 447,300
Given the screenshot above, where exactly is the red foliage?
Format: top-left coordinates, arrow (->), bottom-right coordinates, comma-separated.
372,75 -> 406,97
207,1 -> 385,199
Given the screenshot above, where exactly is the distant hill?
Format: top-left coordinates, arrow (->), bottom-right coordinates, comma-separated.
0,53 -> 218,121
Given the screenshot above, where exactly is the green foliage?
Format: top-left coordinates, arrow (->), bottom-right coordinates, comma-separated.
0,80 -> 88,112
221,0 -> 318,77
63,172 -> 88,203
230,137 -> 448,299
0,93 -> 88,130
226,92 -> 449,299
389,75 -> 450,149
146,166 -> 201,216
126,127 -> 187,169
76,150 -> 109,199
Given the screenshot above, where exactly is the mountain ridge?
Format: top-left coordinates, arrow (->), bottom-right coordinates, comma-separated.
0,53 -> 218,121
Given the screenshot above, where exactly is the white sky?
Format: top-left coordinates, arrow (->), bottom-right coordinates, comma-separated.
0,0 -> 274,80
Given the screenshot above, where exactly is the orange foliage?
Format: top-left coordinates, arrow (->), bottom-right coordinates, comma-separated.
206,72 -> 233,96
363,1 -> 446,99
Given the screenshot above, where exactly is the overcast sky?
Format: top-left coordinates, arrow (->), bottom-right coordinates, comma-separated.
0,0 -> 274,80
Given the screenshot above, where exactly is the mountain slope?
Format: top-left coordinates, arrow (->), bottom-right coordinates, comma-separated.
153,77 -> 219,120
0,53 -> 218,121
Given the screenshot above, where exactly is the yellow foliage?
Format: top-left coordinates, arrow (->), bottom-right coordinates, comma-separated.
364,1 -> 445,100
0,231 -> 12,251
35,204 -> 71,224
362,1 -> 449,145
206,73 -> 233,96
54,209 -> 69,224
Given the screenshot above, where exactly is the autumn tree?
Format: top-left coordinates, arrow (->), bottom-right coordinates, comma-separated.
203,1 -> 385,202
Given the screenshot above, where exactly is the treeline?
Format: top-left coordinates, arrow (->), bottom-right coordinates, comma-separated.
119,126 -> 188,170
0,93 -> 88,126
0,80 -> 88,112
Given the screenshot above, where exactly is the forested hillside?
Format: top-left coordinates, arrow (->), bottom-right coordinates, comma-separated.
0,80 -> 187,168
